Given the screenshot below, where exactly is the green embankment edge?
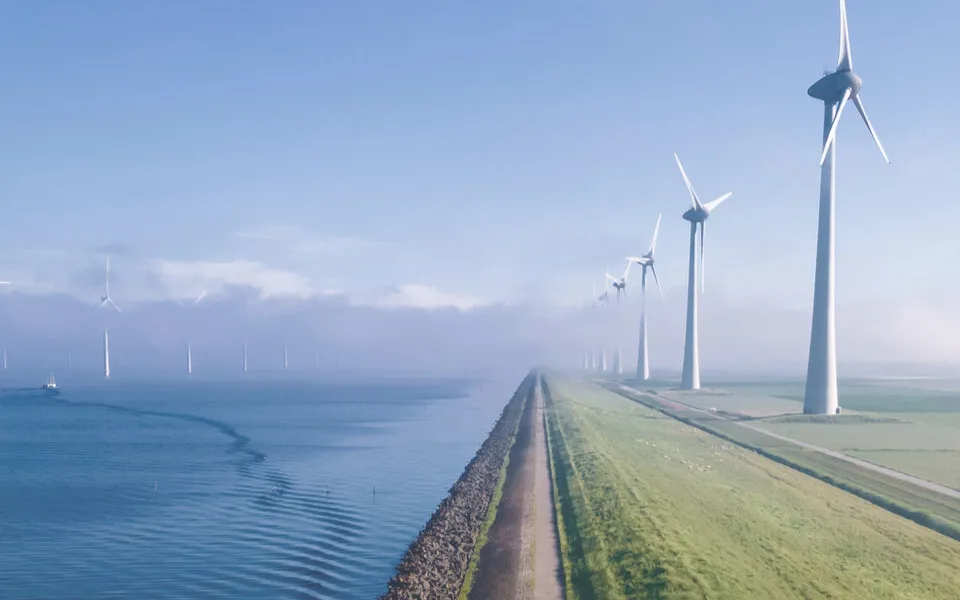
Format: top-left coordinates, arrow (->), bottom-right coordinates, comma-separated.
610,384 -> 960,544
542,377 -> 575,599
457,376 -> 532,600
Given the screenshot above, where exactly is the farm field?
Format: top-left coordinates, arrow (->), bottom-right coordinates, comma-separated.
621,376 -> 960,491
759,417 -> 960,491
545,375 -> 960,600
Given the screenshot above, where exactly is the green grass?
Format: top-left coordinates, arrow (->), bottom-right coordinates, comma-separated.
544,375 -> 960,600
657,388 -> 802,418
758,416 -> 960,490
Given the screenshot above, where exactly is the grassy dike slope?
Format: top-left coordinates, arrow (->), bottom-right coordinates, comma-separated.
543,376 -> 960,600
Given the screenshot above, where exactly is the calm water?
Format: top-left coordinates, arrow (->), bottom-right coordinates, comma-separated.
0,374 -> 516,599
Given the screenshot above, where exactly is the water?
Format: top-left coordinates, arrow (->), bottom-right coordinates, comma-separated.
0,375 -> 516,599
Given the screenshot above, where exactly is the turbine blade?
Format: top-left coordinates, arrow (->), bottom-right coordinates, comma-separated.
195,290 -> 207,304
109,298 -> 122,312
851,94 -> 890,164
699,223 -> 705,295
838,0 -> 852,71
703,192 -> 733,212
819,87 -> 852,166
605,273 -> 617,283
648,213 -> 662,255
622,260 -> 632,281
674,153 -> 702,209
650,265 -> 663,298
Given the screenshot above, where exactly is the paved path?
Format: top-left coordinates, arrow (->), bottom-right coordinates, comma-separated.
618,384 -> 960,502
532,380 -> 564,600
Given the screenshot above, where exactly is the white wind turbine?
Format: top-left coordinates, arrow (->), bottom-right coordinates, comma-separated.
98,258 -> 121,378
182,291 -> 206,375
804,0 -> 889,414
605,261 -> 633,301
627,214 -> 663,381
594,275 -> 612,371
675,153 -> 732,391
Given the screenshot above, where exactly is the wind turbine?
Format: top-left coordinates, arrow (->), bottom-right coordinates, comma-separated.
283,344 -> 289,371
627,214 -> 663,381
243,342 -> 248,373
675,153 -> 733,391
97,258 -> 120,379
184,290 -> 206,375
804,0 -> 889,414
593,276 -> 612,371
99,257 -> 121,312
605,261 -> 633,301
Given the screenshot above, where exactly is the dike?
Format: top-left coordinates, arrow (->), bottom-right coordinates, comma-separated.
380,370 -> 535,600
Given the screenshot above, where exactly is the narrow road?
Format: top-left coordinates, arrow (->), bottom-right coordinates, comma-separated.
617,384 -> 960,502
533,379 -> 564,600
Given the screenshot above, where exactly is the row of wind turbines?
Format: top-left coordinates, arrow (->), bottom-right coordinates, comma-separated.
586,0 -> 889,415
95,258 -> 303,377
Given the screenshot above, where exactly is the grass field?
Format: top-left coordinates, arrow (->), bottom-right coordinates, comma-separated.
545,375 -> 960,600
621,376 -> 960,491
758,418 -> 960,490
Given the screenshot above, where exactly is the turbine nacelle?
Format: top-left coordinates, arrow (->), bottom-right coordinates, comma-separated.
682,206 -> 710,223
808,69 -> 862,103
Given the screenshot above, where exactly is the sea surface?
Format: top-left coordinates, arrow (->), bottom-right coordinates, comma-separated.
0,373 -> 517,599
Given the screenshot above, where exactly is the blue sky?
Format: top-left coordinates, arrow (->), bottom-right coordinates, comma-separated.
0,1 -> 958,369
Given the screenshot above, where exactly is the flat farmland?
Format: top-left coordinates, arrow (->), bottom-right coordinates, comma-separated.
544,376 -> 960,600
759,417 -> 960,491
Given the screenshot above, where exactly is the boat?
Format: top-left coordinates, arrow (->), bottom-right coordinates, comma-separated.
41,374 -> 59,396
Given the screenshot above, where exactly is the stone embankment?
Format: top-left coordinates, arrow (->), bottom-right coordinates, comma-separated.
380,371 -> 535,600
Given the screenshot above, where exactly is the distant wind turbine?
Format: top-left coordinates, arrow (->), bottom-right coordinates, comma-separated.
184,290 -> 206,375
627,214 -> 663,381
605,261 -> 633,301
803,0 -> 889,415
675,153 -> 732,391
99,257 -> 121,312
283,344 -> 289,371
243,342 -> 248,373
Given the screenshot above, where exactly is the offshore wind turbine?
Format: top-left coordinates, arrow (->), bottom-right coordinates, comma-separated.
243,342 -> 248,373
804,0 -> 889,414
98,258 -> 121,378
675,153 -> 732,391
183,291 -> 206,375
627,214 -> 663,381
283,344 -> 289,371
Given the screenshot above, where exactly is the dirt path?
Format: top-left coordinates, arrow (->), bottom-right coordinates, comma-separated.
468,382 -> 536,600
532,380 -> 565,600
468,377 -> 565,600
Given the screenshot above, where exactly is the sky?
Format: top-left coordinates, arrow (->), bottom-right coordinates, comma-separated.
0,1 -> 958,374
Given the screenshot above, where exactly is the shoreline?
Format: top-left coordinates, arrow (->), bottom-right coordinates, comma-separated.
380,370 -> 536,600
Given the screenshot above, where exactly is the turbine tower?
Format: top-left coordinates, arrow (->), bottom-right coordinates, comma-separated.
283,344 -> 289,371
674,154 -> 733,391
804,0 -> 889,414
243,342 -> 248,373
103,329 -> 111,378
627,214 -> 663,381
593,277 -> 610,372
2,344 -> 6,370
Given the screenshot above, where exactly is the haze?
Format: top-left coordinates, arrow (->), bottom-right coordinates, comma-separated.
0,1 -> 958,375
